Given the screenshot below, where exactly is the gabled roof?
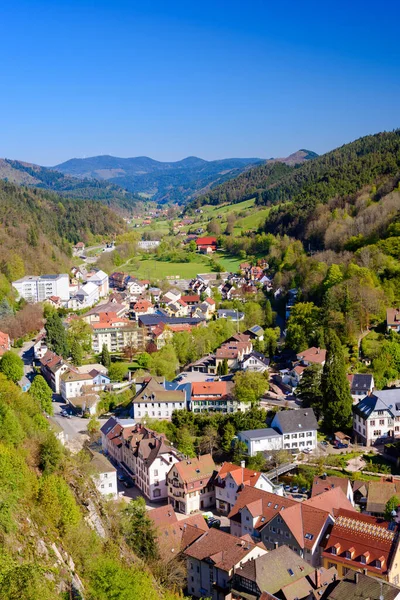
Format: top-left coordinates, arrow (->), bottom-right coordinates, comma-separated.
321,509 -> 398,575
297,347 -> 327,364
273,408 -> 318,434
228,486 -> 297,527
232,545 -> 314,595
387,308 -> 400,326
304,486 -> 355,517
191,381 -> 233,398
217,462 -> 267,488
311,475 -> 351,499
325,570 -> 400,600
171,454 -> 216,485
148,504 -> 178,527
195,236 -> 217,245
349,373 -> 374,393
239,428 -> 280,441
366,479 -> 400,514
353,389 -> 400,419
270,503 -> 330,550
184,528 -> 259,571
133,377 -> 186,404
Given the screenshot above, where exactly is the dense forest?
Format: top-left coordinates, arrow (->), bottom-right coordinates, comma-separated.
1,160 -> 141,211
0,180 -> 125,293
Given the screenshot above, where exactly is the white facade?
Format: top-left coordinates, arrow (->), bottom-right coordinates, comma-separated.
91,453 -> 118,499
13,274 -> 70,303
132,399 -> 185,421
85,270 -> 109,297
138,240 -> 160,250
60,370 -> 93,401
271,411 -> 318,451
135,450 -> 179,501
216,471 -> 281,515
238,429 -> 283,456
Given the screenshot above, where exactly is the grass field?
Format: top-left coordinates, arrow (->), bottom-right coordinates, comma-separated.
200,197 -> 256,218
215,252 -> 242,272
234,207 -> 271,231
126,257 -> 212,279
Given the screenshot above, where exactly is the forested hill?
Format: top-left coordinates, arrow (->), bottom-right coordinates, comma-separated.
0,159 -> 140,211
0,180 -> 124,280
262,129 -> 400,248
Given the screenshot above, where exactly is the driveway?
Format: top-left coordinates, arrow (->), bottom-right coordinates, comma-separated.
52,396 -> 108,452
18,340 -> 36,387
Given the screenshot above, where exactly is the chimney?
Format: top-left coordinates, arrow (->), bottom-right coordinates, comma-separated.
354,572 -> 359,584
274,541 -> 279,550
322,473 -> 327,480
363,568 -> 368,576
315,569 -> 321,588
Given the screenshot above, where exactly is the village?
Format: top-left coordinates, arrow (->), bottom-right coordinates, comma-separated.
1,230 -> 400,600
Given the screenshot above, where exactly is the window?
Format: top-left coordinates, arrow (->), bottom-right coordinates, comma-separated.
379,419 -> 385,425
370,420 -> 375,426
376,560 -> 381,569
373,430 -> 382,436
109,483 -> 112,487
154,470 -> 158,476
305,533 -> 314,540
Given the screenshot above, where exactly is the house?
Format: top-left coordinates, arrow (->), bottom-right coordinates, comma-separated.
48,416 -> 66,445
271,408 -> 318,451
228,486 -> 297,539
281,364 -> 306,389
126,278 -> 146,295
46,295 -> 62,308
13,274 -> 70,303
190,380 -> 247,414
100,418 -> 180,501
215,342 -> 251,371
68,281 -> 99,309
348,373 -> 374,401
40,350 -> 71,393
73,241 -> 85,256
33,333 -> 48,360
184,527 -> 267,600
132,299 -> 154,320
231,546 -> 336,600
237,428 -> 283,456
215,462 -> 281,515
296,347 -> 327,366
321,508 -> 400,583
261,502 -> 333,566
137,240 -> 160,251
322,569 -> 400,600
181,294 -> 201,305
148,287 -> 162,302
130,376 -> 187,421
245,325 -> 264,341
365,478 -> 400,516
352,479 -> 370,507
109,271 -> 130,290
241,351 -> 270,373
134,430 -> 180,501
60,369 -> 93,402
90,451 -> 118,499
85,269 -> 109,297
387,308 -> 400,333
353,389 -> 400,446
68,393 -> 100,416
217,309 -> 245,322
195,236 -> 217,253
311,474 -> 354,505
82,302 -> 127,324
0,331 -> 11,356
167,454 -> 216,514
303,486 -> 356,519
154,514 -> 208,561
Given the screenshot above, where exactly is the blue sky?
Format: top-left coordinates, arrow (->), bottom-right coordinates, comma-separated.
0,0 -> 399,164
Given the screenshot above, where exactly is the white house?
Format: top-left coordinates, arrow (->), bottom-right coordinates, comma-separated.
68,281 -> 99,309
137,240 -> 160,251
215,462 -> 282,515
237,428 -> 283,456
348,373 -> 374,402
353,389 -> 400,446
126,279 -> 145,295
241,351 -> 270,373
60,370 -> 93,402
271,408 -> 318,451
90,451 -> 118,499
85,269 -> 109,297
131,377 -> 187,421
13,274 -> 70,303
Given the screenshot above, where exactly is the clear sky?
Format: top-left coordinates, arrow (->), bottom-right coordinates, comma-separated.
0,0 -> 399,165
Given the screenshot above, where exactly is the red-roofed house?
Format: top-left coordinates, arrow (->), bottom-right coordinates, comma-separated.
297,347 -> 327,366
215,462 -> 281,515
132,299 -> 154,320
190,380 -> 248,414
322,509 -> 400,582
195,236 -> 218,253
167,454 -> 216,514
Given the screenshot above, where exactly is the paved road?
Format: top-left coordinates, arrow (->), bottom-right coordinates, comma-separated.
18,339 -> 36,387
52,396 -> 108,450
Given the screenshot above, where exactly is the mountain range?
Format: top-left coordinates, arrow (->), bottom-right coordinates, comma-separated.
53,150 -> 317,204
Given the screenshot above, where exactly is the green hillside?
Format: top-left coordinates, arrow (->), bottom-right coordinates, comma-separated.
0,159 -> 141,211
0,180 -> 124,284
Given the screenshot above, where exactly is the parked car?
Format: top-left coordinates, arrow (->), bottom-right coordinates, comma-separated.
202,511 -> 214,521
207,517 -> 221,529
301,487 -> 308,494
123,479 -> 133,488
335,442 -> 349,449
117,473 -> 125,482
291,486 -> 299,493
303,448 -> 311,454
205,378 -> 214,382
320,440 -> 328,446
284,485 -> 291,492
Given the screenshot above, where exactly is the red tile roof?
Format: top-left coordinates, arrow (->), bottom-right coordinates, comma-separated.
148,505 -> 178,527
321,509 -> 398,575
171,454 -> 216,487
191,381 -> 233,398
228,486 -> 297,528
305,486 -> 355,517
184,528 -> 260,571
195,236 -> 217,246
297,347 -> 327,364
181,295 -> 200,303
217,462 -> 263,487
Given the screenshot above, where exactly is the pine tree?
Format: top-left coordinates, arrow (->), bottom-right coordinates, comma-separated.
264,299 -> 273,327
296,363 -> 323,418
222,422 -> 236,452
70,339 -> 83,366
321,330 -> 353,431
222,358 -> 229,375
100,344 -> 111,368
45,312 -> 69,357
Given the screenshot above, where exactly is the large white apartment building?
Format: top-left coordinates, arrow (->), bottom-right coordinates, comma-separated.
13,274 -> 70,303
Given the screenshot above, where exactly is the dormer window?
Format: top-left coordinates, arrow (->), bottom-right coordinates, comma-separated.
376,560 -> 382,569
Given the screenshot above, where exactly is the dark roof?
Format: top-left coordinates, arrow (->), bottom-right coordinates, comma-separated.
244,351 -> 270,366
353,389 -> 400,419
350,373 -> 373,393
138,314 -> 204,327
273,408 -> 318,434
325,570 -> 400,600
239,428 -> 281,440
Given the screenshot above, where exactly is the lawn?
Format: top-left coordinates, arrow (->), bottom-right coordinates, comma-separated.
126,257 -> 212,280
215,252 -> 242,272
200,197 -> 256,218
234,207 -> 271,232
361,330 -> 385,359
